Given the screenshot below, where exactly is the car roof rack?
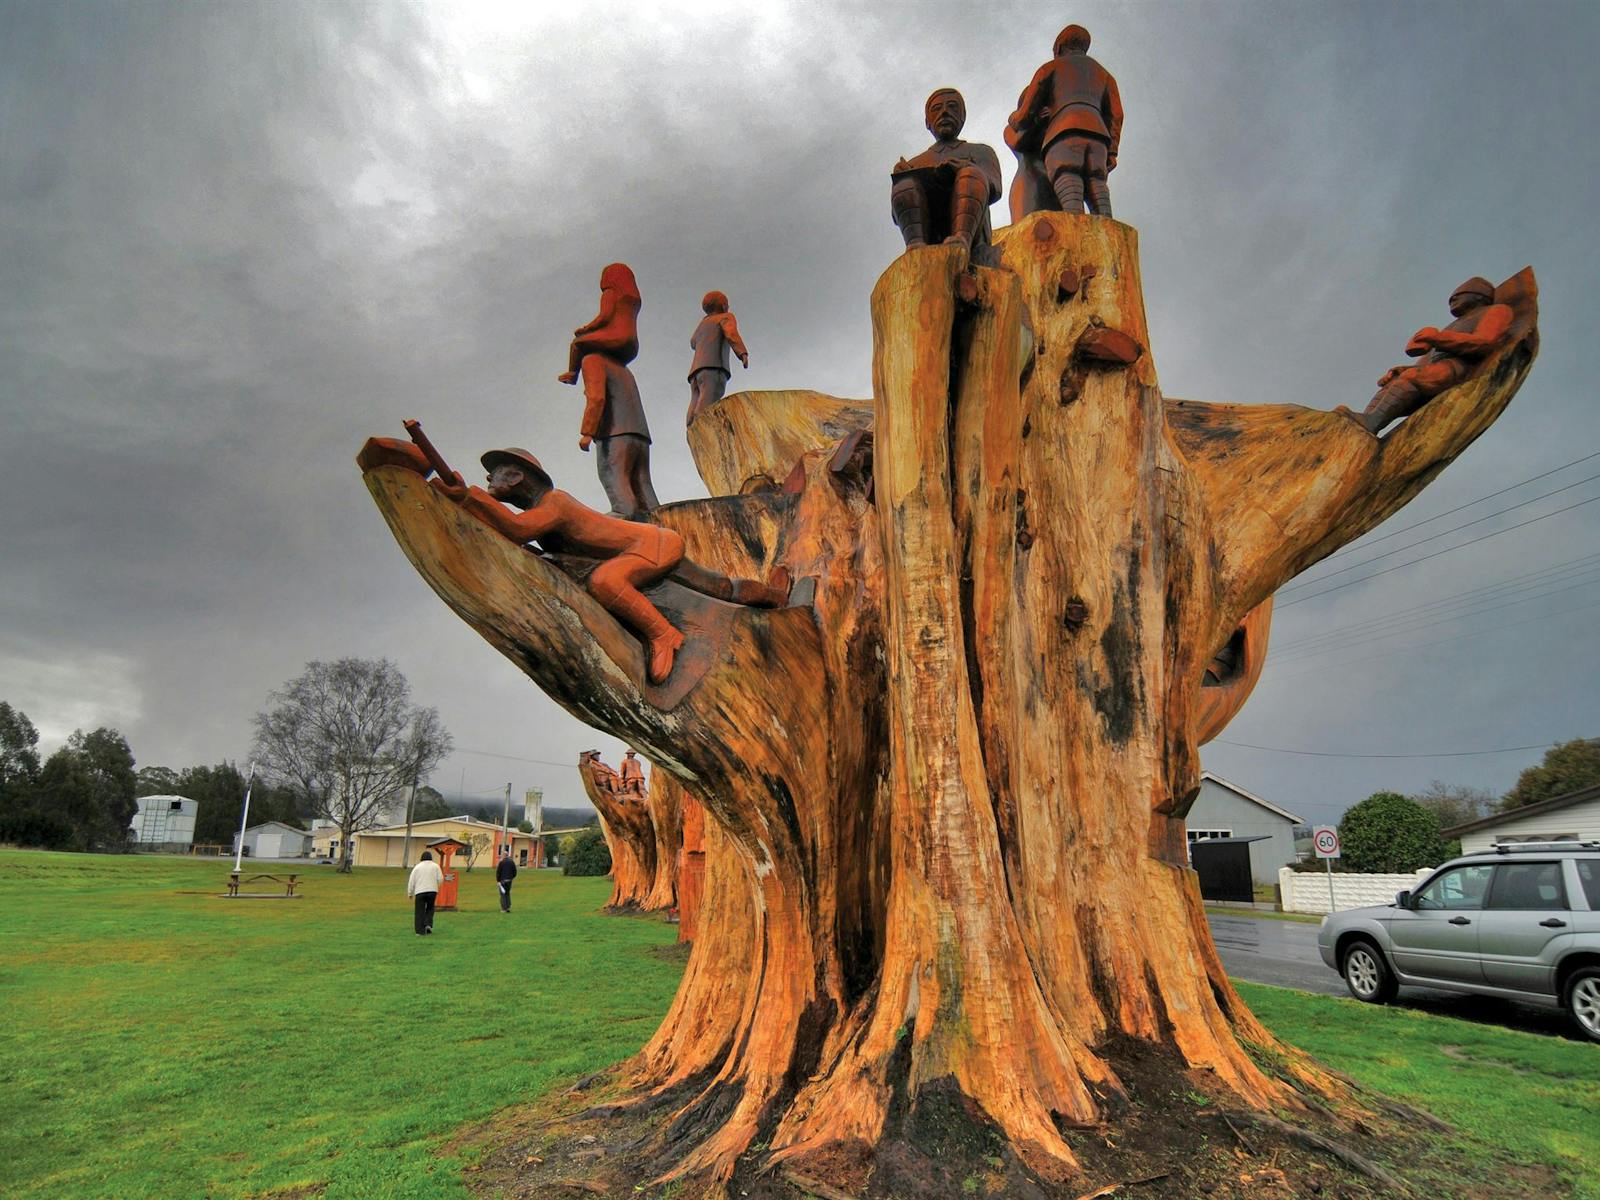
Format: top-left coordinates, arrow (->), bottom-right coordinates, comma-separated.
1489,840 -> 1600,854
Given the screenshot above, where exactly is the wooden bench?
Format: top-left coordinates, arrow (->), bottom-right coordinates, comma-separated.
224,872 -> 301,898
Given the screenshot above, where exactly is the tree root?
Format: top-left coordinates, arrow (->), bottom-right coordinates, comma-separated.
1214,1110 -> 1406,1193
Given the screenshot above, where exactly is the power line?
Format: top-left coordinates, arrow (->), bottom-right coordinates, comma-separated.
1269,570 -> 1600,664
1277,494 -> 1600,609
1267,594 -> 1600,681
1280,470 -> 1600,594
455,746 -> 587,770
1319,450 -> 1600,562
1211,738 -> 1553,760
1272,551 -> 1600,652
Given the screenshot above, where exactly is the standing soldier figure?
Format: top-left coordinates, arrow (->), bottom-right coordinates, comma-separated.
686,291 -> 750,425
620,749 -> 647,798
1006,24 -> 1123,218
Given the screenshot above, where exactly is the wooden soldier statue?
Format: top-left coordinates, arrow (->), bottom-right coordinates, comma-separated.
1337,277 -> 1514,435
557,262 -> 659,518
890,88 -> 1003,266
431,447 -> 789,684
686,291 -> 750,425
1006,24 -> 1123,219
619,749 -> 647,798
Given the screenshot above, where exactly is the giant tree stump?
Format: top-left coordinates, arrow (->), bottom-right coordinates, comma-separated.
579,757 -> 659,911
363,213 -> 1536,1195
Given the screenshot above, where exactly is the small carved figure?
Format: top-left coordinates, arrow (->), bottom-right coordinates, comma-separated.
433,448 -> 790,684
890,89 -> 1003,265
1336,277 -> 1514,435
620,749 -> 647,797
557,263 -> 658,519
686,291 -> 750,426
1006,25 -> 1123,219
581,749 -> 622,794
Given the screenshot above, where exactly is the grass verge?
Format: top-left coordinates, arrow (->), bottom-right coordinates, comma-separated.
0,851 -> 1595,1198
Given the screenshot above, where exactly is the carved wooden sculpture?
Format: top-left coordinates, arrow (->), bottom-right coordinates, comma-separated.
579,750 -> 658,910
642,761 -> 684,913
890,89 -> 1003,265
362,213 -> 1536,1194
1007,24 -> 1124,219
686,291 -> 750,426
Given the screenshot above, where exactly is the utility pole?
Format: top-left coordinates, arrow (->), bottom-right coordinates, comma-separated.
401,761 -> 420,869
501,781 -> 512,859
232,762 -> 256,872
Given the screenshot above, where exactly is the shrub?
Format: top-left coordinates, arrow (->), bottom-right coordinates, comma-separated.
1338,791 -> 1448,873
562,827 -> 612,877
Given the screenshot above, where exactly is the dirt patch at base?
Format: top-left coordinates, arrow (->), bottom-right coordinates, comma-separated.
451,1046 -> 1570,1200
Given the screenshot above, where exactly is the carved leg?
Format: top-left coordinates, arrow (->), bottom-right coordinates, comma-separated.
946,166 -> 990,251
595,436 -> 643,517
588,559 -> 684,684
1087,178 -> 1113,218
671,559 -> 791,608
620,434 -> 661,512
890,176 -> 930,247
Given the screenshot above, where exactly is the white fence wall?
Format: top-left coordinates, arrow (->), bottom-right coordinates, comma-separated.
1278,866 -> 1434,915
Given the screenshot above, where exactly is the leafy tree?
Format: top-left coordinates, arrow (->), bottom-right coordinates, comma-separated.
17,728 -> 140,852
562,826 -> 612,877
543,833 -> 562,867
1502,738 -> 1600,810
176,763 -> 300,846
517,819 -> 534,833
134,765 -> 182,796
0,702 -> 42,795
1410,780 -> 1496,833
252,659 -> 451,873
1338,791 -> 1448,873
410,786 -> 453,822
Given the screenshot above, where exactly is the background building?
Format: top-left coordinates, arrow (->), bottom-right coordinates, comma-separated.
234,821 -> 312,860
1184,772 -> 1304,887
130,795 -> 198,852
1444,785 -> 1600,854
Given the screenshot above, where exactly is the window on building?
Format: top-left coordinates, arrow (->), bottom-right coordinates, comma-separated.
170,800 -> 183,811
1495,833 -> 1578,844
1187,829 -> 1233,842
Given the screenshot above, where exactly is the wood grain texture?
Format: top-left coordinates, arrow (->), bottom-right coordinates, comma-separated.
361,214 -> 1536,1190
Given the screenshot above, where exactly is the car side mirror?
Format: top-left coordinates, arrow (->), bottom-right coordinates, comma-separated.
1395,890 -> 1412,909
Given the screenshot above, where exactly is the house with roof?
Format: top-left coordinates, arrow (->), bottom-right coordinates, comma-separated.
1185,772 -> 1305,886
1443,783 -> 1600,854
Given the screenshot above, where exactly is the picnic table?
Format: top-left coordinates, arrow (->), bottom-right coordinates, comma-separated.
224,872 -> 301,898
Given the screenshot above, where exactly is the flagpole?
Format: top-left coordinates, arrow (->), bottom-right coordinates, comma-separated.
233,763 -> 256,872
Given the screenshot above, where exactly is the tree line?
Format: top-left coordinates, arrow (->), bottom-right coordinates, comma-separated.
0,658 -> 452,867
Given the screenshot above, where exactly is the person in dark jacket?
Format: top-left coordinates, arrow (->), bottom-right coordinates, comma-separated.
495,847 -> 519,913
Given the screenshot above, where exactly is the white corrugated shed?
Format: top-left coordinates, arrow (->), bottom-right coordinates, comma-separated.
131,795 -> 198,846
1445,785 -> 1600,854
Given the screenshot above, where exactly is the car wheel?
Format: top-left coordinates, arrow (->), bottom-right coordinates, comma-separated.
1341,939 -> 1397,1004
1564,967 -> 1600,1043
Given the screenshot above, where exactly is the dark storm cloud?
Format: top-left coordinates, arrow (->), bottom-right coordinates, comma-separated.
3,1 -> 1597,818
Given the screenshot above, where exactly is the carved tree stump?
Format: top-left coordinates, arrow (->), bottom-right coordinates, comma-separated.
362,212 -> 1536,1193
579,758 -> 657,911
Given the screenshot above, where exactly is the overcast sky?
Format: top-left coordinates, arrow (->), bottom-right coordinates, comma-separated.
3,1 -> 1598,823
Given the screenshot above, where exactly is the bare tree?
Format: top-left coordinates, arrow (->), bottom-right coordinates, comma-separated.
1411,779 -> 1497,833
252,658 -> 451,873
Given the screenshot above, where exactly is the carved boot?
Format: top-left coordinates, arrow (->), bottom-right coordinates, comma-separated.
730,566 -> 791,609
1051,170 -> 1086,213
1338,380 -> 1423,436
1087,178 -> 1113,218
607,589 -> 686,684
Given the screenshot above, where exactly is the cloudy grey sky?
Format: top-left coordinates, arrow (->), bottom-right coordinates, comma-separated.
3,1 -> 1598,822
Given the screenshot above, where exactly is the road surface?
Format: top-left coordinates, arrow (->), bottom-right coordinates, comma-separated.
1207,911 -> 1576,1039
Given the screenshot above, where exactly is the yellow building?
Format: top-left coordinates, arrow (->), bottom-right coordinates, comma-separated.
314,816 -> 542,869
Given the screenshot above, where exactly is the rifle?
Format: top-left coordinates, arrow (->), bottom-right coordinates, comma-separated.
403,419 -> 464,489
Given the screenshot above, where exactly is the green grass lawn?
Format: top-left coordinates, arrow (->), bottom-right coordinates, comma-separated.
0,851 -> 681,1200
1,850 -> 1596,1199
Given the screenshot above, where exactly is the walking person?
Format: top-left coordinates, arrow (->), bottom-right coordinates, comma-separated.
408,850 -> 443,935
496,846 -> 518,913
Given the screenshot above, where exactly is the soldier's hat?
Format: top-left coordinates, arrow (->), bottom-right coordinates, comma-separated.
1452,276 -> 1495,301
480,447 -> 554,490
1055,24 -> 1091,54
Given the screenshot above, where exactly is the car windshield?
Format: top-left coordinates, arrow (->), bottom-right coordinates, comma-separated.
1414,863 -> 1493,911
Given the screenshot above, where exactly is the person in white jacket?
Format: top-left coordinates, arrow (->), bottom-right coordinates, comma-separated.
407,851 -> 444,935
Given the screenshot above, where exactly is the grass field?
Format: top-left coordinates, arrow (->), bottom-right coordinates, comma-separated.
2,850 -> 1597,1199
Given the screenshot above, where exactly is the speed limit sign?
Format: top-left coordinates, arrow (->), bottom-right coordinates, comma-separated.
1313,826 -> 1341,859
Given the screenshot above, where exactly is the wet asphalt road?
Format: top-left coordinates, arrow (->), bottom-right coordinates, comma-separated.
1207,911 -> 1578,1039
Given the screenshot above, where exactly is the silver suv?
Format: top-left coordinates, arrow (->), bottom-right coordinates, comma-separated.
1316,842 -> 1600,1041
